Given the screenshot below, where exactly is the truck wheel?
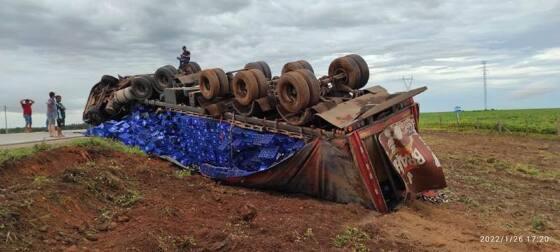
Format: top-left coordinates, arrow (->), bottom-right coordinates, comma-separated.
163,65 -> 178,74
296,60 -> 314,74
276,71 -> 310,113
244,61 -> 272,79
199,69 -> 221,100
232,70 -> 259,106
143,75 -> 162,99
328,56 -> 361,89
213,68 -> 230,96
130,76 -> 153,100
184,62 -> 201,74
248,69 -> 268,97
258,61 -> 272,79
155,66 -> 176,88
345,54 -> 369,89
101,75 -> 119,86
142,75 -> 161,93
281,60 -> 314,74
294,69 -> 320,106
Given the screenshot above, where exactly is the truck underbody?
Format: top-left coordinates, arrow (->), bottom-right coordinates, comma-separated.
83,55 -> 446,212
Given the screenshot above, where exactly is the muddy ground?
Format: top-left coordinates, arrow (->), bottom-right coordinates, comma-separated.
0,131 -> 558,251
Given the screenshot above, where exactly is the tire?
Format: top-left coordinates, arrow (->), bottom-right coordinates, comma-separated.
294,69 -> 320,106
214,68 -> 230,96
130,77 -> 153,100
232,70 -> 259,106
155,66 -> 176,88
184,62 -> 201,74
281,60 -> 314,74
257,61 -> 272,79
281,61 -> 300,74
276,71 -> 310,113
345,54 -> 369,89
328,56 -> 361,89
101,75 -> 119,86
296,60 -> 314,74
143,75 -> 163,94
244,61 -> 272,79
163,65 -> 178,74
144,75 -> 162,99
199,69 -> 221,100
247,69 -> 268,97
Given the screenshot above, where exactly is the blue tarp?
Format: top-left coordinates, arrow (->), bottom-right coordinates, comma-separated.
86,106 -> 304,178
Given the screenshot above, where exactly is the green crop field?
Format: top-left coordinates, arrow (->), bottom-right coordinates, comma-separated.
419,108 -> 560,135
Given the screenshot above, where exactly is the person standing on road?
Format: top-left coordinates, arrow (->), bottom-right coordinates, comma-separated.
20,99 -> 34,133
55,95 -> 66,137
46,92 -> 58,137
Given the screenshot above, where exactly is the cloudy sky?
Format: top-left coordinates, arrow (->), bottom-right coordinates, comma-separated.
1,0 -> 559,128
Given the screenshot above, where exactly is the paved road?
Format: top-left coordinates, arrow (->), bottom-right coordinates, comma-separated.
0,130 -> 87,149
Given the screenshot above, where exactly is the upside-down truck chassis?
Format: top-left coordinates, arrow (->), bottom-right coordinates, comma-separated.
83,54 -> 446,213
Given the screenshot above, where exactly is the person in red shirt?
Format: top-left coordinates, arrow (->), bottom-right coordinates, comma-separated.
20,99 -> 35,133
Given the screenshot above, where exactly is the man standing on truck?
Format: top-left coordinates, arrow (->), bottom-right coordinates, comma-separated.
177,45 -> 190,70
20,99 -> 34,133
55,95 -> 66,137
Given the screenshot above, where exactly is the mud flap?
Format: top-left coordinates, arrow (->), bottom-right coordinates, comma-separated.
377,116 -> 446,195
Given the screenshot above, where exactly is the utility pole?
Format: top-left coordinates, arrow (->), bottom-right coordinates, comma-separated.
402,75 -> 414,91
3,105 -> 7,134
482,61 -> 487,110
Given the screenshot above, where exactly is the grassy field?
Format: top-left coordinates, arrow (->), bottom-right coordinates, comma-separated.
419,108 -> 560,135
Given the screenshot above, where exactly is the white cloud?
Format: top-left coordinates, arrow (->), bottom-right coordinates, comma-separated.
533,48 -> 560,61
0,0 -> 559,122
510,83 -> 556,99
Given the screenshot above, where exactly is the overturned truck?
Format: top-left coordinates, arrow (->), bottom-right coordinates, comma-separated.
83,54 -> 446,213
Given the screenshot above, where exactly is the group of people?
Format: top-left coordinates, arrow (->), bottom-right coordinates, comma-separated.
18,46 -> 188,137
20,91 -> 65,137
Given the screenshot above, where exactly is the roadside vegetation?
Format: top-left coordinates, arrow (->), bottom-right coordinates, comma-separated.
0,137 -> 143,166
420,108 -> 560,135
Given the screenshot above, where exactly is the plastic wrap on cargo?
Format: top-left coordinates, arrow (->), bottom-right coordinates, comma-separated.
86,106 -> 304,178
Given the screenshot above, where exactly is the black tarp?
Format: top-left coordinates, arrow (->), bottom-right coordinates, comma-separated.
222,139 -> 375,209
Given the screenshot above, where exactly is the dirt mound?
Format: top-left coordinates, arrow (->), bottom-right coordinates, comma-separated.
0,146 -> 413,251
1,131 -> 558,251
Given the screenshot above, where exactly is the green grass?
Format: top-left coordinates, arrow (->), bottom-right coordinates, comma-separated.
0,137 -> 144,166
115,190 -> 143,208
531,215 -> 546,231
333,227 -> 370,252
70,137 -> 145,156
420,108 -> 560,135
0,142 -> 51,165
174,170 -> 192,178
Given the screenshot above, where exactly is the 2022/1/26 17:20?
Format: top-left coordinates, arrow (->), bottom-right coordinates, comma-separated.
480,235 -> 550,243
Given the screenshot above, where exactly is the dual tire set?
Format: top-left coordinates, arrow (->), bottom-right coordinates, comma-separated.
116,55 -> 370,124
198,55 -> 370,122
106,62 -> 201,114
131,61 -> 202,99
